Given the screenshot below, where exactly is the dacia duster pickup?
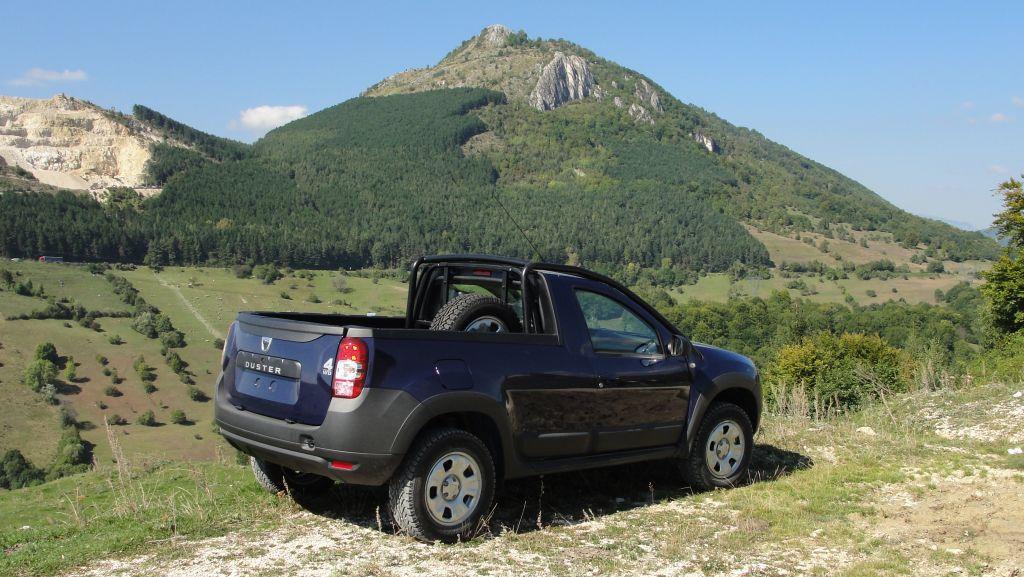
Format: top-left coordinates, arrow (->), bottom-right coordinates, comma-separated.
215,255 -> 761,541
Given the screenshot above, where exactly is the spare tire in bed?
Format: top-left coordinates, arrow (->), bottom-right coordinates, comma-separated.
429,293 -> 523,333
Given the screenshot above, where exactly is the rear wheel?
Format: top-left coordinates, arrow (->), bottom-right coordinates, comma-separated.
681,402 -> 753,491
251,456 -> 286,494
430,294 -> 522,333
250,456 -> 333,495
388,428 -> 496,542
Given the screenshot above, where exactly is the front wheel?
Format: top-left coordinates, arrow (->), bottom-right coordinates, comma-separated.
681,402 -> 753,491
387,428 -> 496,542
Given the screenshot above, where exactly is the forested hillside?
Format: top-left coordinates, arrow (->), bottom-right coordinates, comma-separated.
0,26 -> 998,272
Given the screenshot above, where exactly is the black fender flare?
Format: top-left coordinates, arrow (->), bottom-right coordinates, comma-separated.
682,371 -> 762,457
388,390 -> 515,473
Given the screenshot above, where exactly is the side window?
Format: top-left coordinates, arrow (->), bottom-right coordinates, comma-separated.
574,290 -> 662,356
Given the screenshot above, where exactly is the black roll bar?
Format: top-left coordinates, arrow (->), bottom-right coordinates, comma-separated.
406,254 -> 682,336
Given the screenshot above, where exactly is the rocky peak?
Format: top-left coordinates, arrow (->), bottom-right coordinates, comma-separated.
480,24 -> 512,47
529,52 -> 595,111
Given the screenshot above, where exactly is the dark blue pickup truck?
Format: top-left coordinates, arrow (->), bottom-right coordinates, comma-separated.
215,255 -> 761,541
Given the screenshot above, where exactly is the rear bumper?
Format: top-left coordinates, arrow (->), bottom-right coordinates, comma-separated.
214,372 -> 419,486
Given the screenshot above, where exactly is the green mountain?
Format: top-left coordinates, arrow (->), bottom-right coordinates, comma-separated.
0,25 -> 998,273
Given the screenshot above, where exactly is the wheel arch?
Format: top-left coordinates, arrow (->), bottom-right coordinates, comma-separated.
389,392 -> 514,481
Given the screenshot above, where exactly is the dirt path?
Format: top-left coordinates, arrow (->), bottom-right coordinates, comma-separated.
157,275 -> 224,340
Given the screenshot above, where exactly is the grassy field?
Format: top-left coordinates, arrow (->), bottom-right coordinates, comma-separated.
0,373 -> 1020,576
0,262 -> 408,470
671,270 -> 983,305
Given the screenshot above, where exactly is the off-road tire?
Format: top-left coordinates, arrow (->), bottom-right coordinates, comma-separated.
251,456 -> 334,496
681,402 -> 754,491
251,456 -> 286,494
388,427 -> 496,542
429,293 -> 522,333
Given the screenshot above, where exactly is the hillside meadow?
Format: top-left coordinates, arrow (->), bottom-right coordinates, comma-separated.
0,261 -> 407,468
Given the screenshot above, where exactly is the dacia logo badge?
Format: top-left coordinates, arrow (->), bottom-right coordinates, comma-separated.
260,336 -> 273,353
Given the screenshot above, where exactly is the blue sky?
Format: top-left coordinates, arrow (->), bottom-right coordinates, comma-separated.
4,1 -> 1021,229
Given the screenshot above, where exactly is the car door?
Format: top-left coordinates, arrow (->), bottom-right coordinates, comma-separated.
571,285 -> 691,453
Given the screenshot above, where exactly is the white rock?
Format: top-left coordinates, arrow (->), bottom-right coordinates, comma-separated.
634,78 -> 663,112
628,103 -> 653,124
0,94 -> 166,192
1008,447 -> 1023,455
528,52 -> 595,111
1013,390 -> 1022,398
479,24 -> 511,47
856,426 -> 877,436
692,130 -> 719,153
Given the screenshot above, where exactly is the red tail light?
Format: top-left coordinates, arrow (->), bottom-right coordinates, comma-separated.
333,337 -> 367,398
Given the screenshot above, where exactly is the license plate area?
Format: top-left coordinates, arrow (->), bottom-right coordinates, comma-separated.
235,351 -> 302,404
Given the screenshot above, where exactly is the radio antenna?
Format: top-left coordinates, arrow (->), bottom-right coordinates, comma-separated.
489,187 -> 547,262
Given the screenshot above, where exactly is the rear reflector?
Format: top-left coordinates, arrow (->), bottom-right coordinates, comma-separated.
333,337 -> 367,398
329,460 -> 355,471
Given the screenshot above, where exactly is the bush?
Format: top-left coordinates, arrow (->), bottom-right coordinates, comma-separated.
134,355 -> 157,382
96,354 -> 108,366
143,383 -> 157,394
232,263 -> 253,278
63,357 -> 77,382
280,291 -> 291,300
103,385 -> 122,397
188,386 -> 209,402
332,275 -> 353,293
39,384 -> 59,405
34,342 -> 58,364
866,289 -> 877,298
105,413 -> 126,426
213,338 -> 225,350
108,334 -> 124,345
47,426 -> 91,480
768,333 -> 911,412
926,260 -> 946,274
0,449 -> 45,489
23,359 -> 57,393
170,409 -> 188,425
306,293 -> 321,303
253,264 -> 281,284
160,330 -> 186,349
137,410 -> 157,426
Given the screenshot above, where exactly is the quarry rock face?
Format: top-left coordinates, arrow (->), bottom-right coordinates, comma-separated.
0,94 -> 163,191
529,52 -> 595,111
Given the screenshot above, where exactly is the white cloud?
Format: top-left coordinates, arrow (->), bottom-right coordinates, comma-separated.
989,164 -> 1008,174
231,105 -> 307,135
990,112 -> 1012,123
9,67 -> 87,86
960,100 -> 975,110
1013,96 -> 1024,108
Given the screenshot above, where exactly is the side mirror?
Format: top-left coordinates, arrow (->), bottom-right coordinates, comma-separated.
668,335 -> 688,357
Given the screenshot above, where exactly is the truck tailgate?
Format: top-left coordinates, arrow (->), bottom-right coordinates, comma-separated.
223,317 -> 348,426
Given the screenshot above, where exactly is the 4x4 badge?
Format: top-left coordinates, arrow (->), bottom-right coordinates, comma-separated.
322,358 -> 333,376
260,336 -> 272,353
